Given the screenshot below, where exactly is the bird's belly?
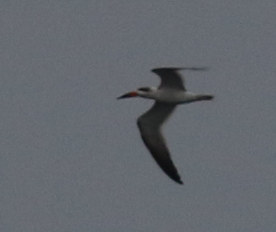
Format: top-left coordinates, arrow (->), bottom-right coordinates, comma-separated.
156,91 -> 196,104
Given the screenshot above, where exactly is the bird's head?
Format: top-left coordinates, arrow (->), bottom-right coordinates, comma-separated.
117,87 -> 156,99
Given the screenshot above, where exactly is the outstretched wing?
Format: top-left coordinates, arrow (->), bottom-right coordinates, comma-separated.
137,102 -> 183,184
152,67 -> 208,91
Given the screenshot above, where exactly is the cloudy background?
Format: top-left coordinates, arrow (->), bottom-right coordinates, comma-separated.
0,1 -> 275,231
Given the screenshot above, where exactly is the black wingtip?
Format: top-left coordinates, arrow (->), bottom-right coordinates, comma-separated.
176,179 -> 184,185
164,168 -> 184,185
172,176 -> 184,185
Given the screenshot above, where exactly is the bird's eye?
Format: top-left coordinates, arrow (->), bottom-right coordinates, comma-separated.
138,87 -> 150,92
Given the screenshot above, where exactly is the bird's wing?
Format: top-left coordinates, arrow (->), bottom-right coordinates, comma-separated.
152,67 -> 208,91
137,102 -> 183,184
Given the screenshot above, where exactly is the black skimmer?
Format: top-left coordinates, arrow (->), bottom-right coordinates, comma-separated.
118,67 -> 213,184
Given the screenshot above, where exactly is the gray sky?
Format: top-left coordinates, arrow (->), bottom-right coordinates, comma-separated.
1,1 -> 276,231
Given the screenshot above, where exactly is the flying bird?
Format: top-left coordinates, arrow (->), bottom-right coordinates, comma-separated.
118,67 -> 213,184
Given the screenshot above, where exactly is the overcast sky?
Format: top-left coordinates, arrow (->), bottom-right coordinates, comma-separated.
0,1 -> 276,232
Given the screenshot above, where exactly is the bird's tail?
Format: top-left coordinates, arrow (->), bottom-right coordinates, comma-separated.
196,94 -> 214,101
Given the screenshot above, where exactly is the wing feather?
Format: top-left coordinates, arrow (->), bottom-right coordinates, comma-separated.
152,67 -> 208,91
137,102 -> 183,184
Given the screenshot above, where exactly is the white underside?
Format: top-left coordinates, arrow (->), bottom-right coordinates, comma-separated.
140,89 -> 200,104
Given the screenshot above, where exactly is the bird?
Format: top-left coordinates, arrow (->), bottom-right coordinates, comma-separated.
117,67 -> 214,184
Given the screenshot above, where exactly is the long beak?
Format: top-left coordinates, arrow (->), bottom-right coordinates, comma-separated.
117,91 -> 138,99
